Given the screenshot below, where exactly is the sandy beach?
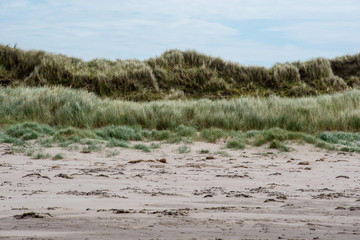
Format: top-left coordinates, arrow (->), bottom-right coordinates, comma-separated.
1,142 -> 360,239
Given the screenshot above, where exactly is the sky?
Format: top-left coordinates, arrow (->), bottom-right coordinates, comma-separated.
1,0 -> 360,67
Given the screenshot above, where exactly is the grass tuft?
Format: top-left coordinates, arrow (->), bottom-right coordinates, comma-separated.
0,132 -> 24,145
269,140 -> 290,152
106,138 -> 129,148
95,125 -> 144,141
33,152 -> 51,159
200,128 -> 226,143
318,131 -> 360,152
151,130 -> 172,140
5,122 -> 55,141
53,127 -> 97,142
52,153 -> 64,160
175,125 -> 197,137
226,138 -> 246,150
81,139 -> 103,153
106,150 -> 119,157
199,149 -> 210,154
133,144 -> 151,152
149,142 -> 161,149
178,145 -> 191,154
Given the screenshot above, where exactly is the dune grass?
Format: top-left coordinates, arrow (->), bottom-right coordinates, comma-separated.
226,137 -> 246,150
149,143 -> 161,149
1,44 -> 360,100
199,149 -> 210,154
317,131 -> 360,152
32,150 -> 51,159
1,86 -> 360,133
178,145 -> 191,154
269,140 -> 290,152
106,150 -> 119,157
52,153 -> 64,160
200,128 -> 226,143
1,121 -> 359,153
5,122 -> 54,141
1,86 -> 360,152
133,144 -> 151,152
106,139 -> 130,148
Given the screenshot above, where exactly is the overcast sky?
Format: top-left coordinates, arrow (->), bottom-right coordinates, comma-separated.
1,0 -> 360,67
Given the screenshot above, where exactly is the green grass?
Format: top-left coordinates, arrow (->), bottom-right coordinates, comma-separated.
200,128 -> 226,143
95,125 -> 145,141
0,132 -> 24,145
1,121 -> 359,153
269,140 -> 290,152
66,145 -> 80,151
10,146 -> 26,153
199,149 -> 210,154
53,127 -> 98,142
3,86 -> 360,133
175,125 -> 197,137
2,86 -> 360,153
36,138 -> 54,147
151,130 -> 172,140
26,149 -> 35,156
178,145 -> 191,154
133,144 -> 151,152
81,140 -> 103,153
0,122 -> 55,146
226,138 -> 246,150
1,44 -> 359,100
166,136 -> 183,144
246,128 -> 335,151
58,141 -> 72,148
149,142 -> 161,149
317,131 -> 360,152
251,128 -> 315,146
4,122 -> 54,140
106,150 -> 119,157
32,151 -> 51,159
105,138 -> 129,148
52,153 -> 64,160
1,117 -> 359,153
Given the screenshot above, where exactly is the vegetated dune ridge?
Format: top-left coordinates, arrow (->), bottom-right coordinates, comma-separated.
1,44 -> 360,100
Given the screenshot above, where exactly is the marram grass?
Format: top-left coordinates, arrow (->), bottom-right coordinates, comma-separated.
1,121 -> 360,153
1,86 -> 360,133
1,44 -> 360,100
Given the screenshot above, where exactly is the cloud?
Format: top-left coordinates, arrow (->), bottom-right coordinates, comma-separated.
266,21 -> 360,44
5,0 -> 359,21
49,0 -> 360,21
0,0 -> 360,66
0,0 -> 29,9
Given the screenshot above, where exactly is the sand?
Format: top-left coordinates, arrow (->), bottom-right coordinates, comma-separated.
1,141 -> 360,239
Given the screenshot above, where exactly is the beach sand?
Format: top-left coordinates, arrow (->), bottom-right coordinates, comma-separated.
1,141 -> 360,239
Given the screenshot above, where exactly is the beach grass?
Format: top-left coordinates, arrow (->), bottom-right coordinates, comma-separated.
1,86 -> 360,133
1,44 -> 360,100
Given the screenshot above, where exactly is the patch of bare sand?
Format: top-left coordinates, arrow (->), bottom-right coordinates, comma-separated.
1,142 -> 360,239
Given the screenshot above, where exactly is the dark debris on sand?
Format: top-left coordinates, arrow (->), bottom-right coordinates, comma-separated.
14,212 -> 52,219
